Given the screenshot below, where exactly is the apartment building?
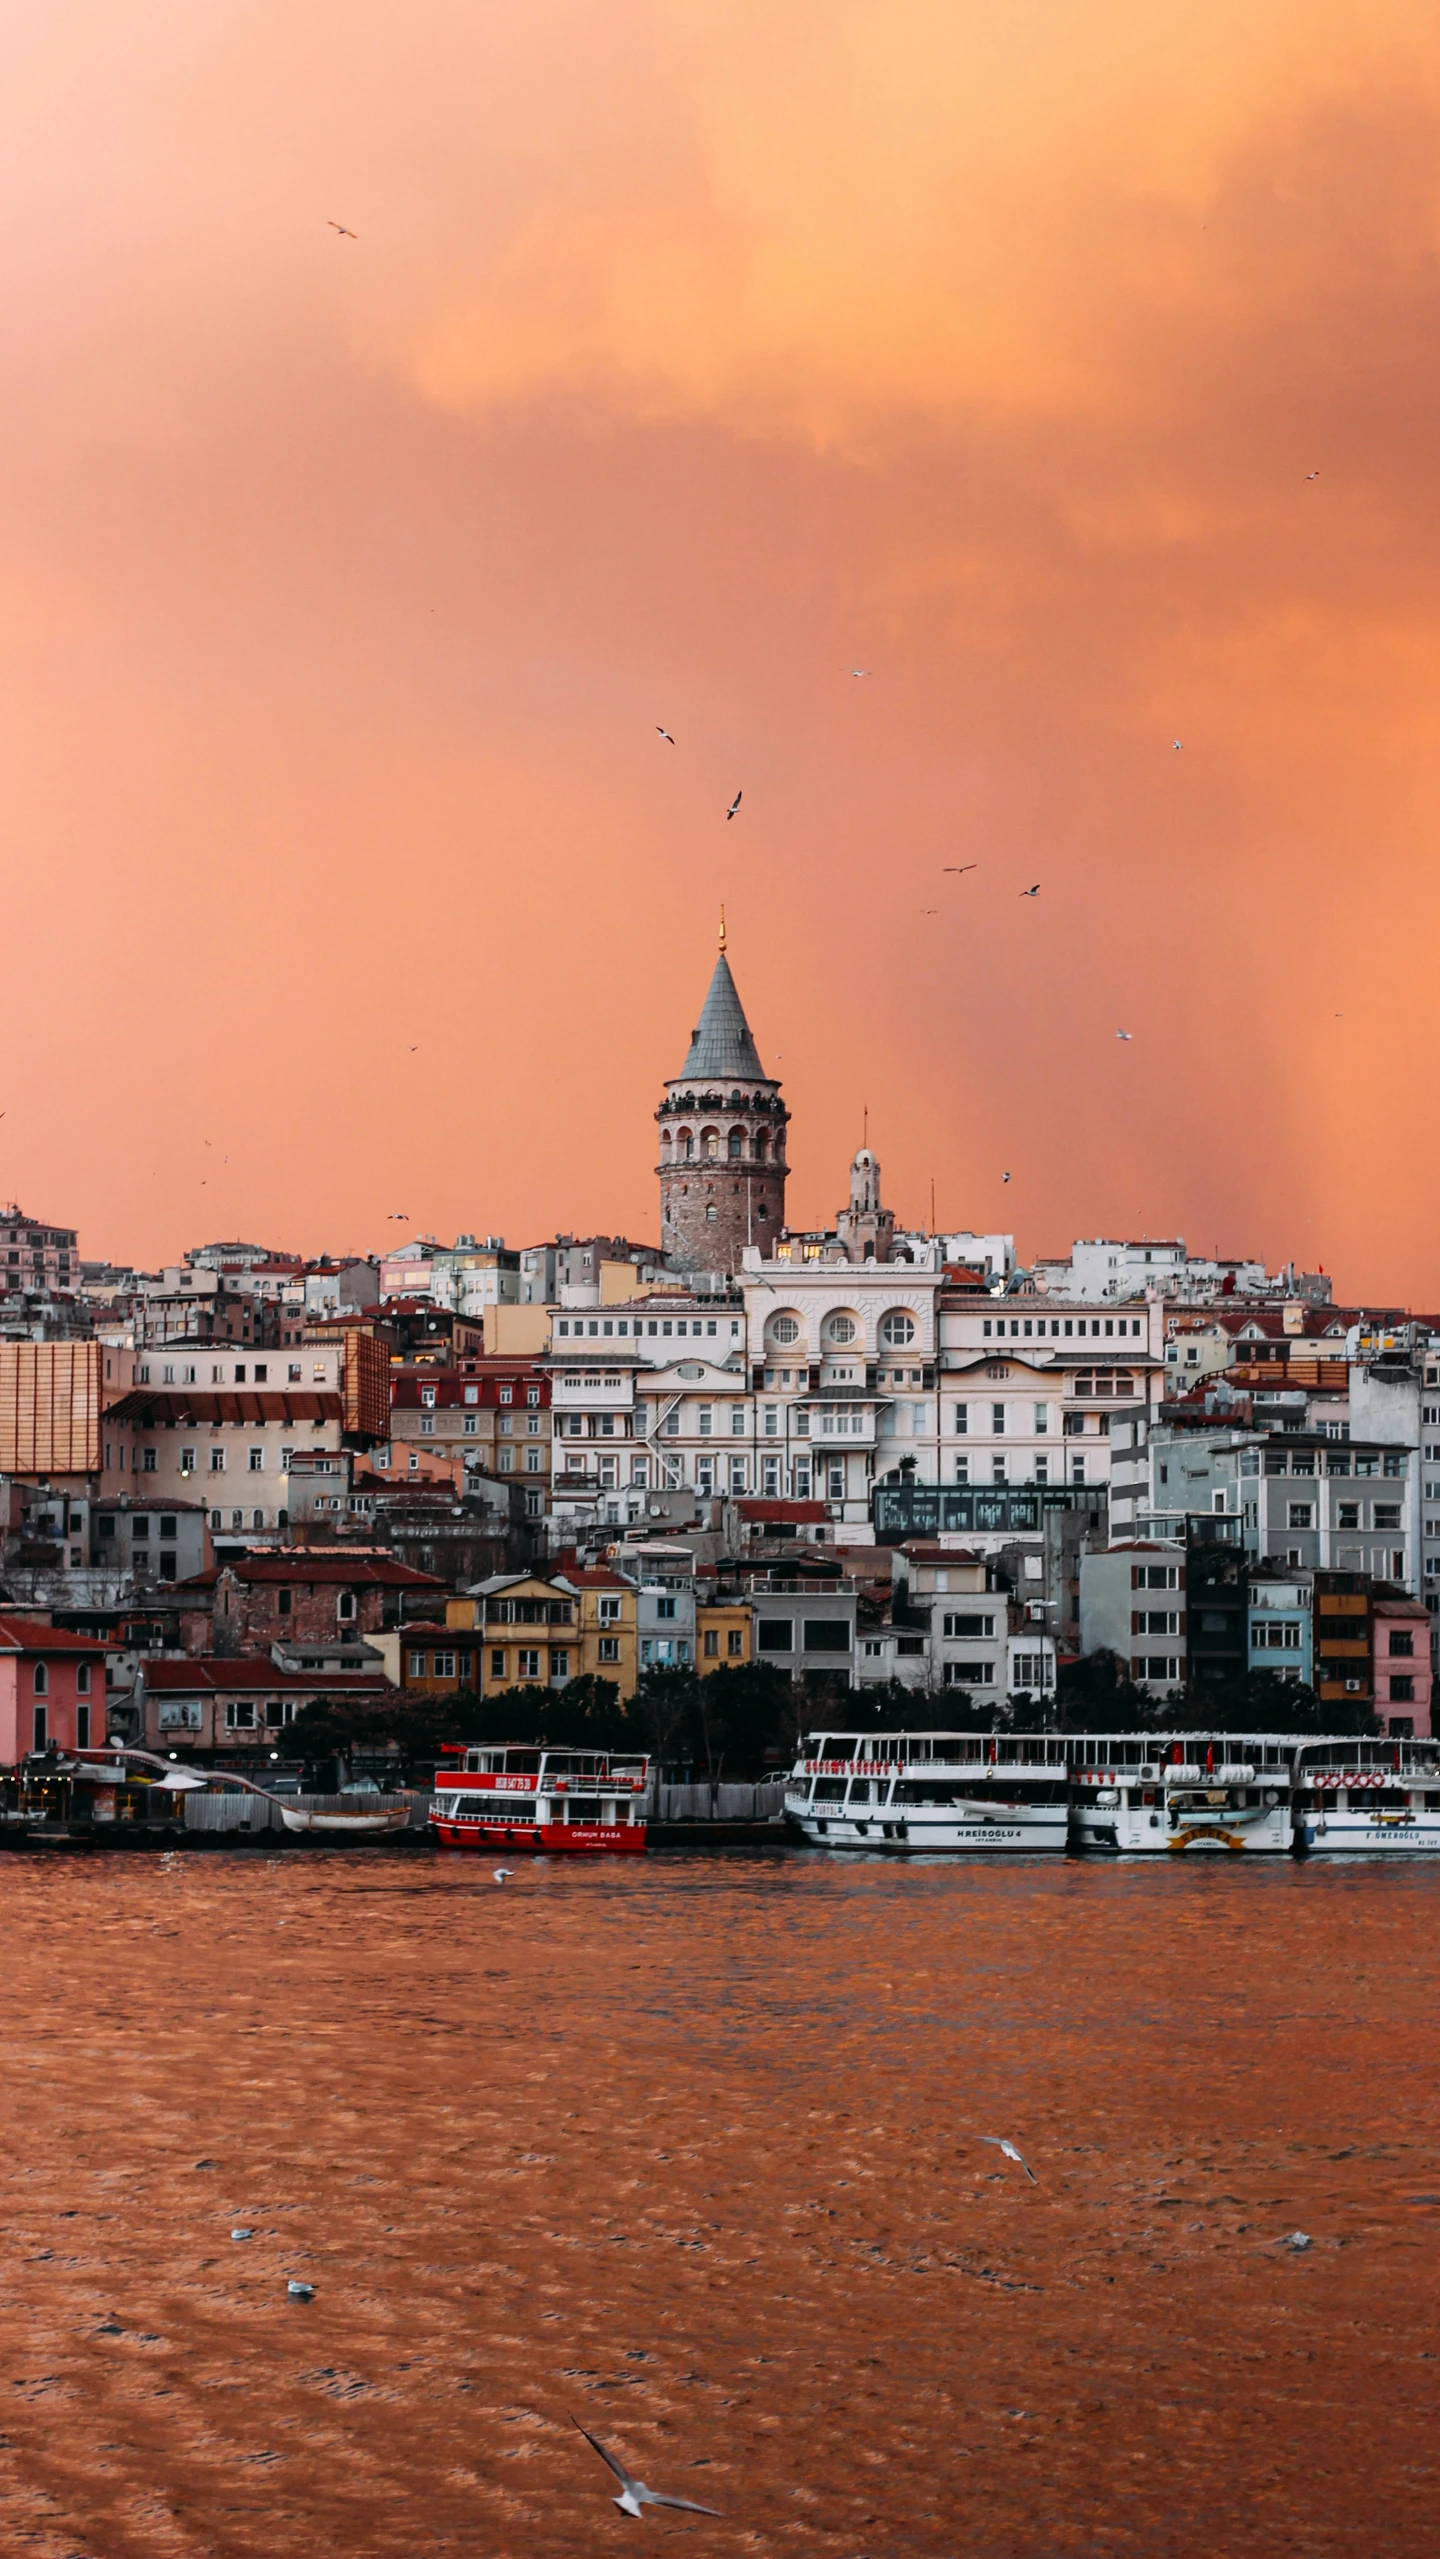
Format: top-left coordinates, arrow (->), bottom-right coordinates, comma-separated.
0,1207 -> 79,1299
387,1361 -> 551,1514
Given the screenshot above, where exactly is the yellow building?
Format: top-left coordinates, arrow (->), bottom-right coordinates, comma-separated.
558,1567 -> 640,1700
446,1568 -> 641,1699
698,1598 -> 751,1671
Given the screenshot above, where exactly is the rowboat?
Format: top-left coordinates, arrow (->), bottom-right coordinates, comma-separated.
280,1803 -> 412,1836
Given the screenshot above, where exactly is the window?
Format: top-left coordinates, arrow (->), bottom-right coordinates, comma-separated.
1253,1620 -> 1301,1650
763,1406 -> 779,1436
225,1702 -> 257,1731
598,1636 -> 621,1664
771,1315 -> 800,1347
827,1315 -> 857,1346
1034,1404 -> 1049,1434
179,1448 -> 196,1476
880,1310 -> 915,1348
598,1595 -> 621,1625
698,1406 -> 713,1437
1287,1503 -> 1313,1529
756,1618 -> 794,1651
490,1649 -> 506,1680
1390,1628 -> 1415,1657
288,1364 -> 302,1383
1374,1504 -> 1403,1530
992,1403 -> 1005,1434
248,1447 -> 265,1472
32,1661 -> 48,1697
517,1648 -> 541,1680
408,1649 -> 427,1679
524,1447 -> 542,1473
31,1704 -> 46,1750
141,1448 -> 157,1473
76,1662 -> 91,1695
277,1589 -> 292,1617
1390,1674 -> 1415,1702
703,1628 -> 720,1658
337,1592 -> 357,1623
654,1595 -> 677,1621
1337,1501 -> 1359,1527
210,1448 -> 226,1473
943,1612 -> 994,1638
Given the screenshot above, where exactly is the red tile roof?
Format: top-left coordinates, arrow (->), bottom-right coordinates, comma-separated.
142,1657 -> 393,1695
736,1500 -> 827,1523
175,1555 -> 445,1591
105,1391 -> 341,1425
0,1616 -> 109,1654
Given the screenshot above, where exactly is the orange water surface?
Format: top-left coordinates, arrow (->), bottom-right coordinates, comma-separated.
1,1849 -> 1437,2556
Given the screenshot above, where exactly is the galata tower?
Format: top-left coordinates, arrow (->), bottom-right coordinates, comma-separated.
656,922 -> 789,1274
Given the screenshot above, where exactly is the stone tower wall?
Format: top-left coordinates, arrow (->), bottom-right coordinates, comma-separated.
657,1088 -> 789,1273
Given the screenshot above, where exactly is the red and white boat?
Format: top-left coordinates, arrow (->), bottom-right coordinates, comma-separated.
429,1744 -> 651,1855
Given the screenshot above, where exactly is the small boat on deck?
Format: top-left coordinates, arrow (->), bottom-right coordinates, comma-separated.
280,1802 -> 412,1836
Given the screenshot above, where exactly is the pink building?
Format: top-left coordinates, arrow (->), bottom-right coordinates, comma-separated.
1372,1596 -> 1433,1739
0,1618 -> 109,1761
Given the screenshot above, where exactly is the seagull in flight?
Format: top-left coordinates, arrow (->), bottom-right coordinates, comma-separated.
1115,1028 -> 1133,1041
980,2135 -> 1038,2183
656,726 -> 675,744
1172,738 -> 1183,751
493,1868 -> 514,1884
725,790 -> 742,820
943,863 -> 978,875
327,221 -> 357,238
1019,883 -> 1039,898
848,668 -> 868,678
1304,470 -> 1319,481
388,1213 -> 409,1221
920,906 -> 938,914
1002,1171 -> 1011,1184
571,2419 -> 721,2520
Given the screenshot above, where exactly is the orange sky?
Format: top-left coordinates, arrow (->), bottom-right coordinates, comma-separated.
3,2 -> 1439,1299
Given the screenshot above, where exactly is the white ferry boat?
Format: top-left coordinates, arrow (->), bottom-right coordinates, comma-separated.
1293,1738 -> 1440,1854
430,1744 -> 650,1855
785,1730 -> 1069,1852
1069,1734 -> 1294,1854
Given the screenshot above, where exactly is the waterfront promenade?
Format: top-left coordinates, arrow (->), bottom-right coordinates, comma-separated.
1,1852 -> 1435,2555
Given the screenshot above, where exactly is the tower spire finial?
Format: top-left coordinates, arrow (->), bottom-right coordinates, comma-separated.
718,903 -> 726,953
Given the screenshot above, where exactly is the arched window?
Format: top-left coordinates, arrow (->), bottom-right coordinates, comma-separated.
701,1127 -> 720,1160
880,1310 -> 916,1348
679,1130 -> 694,1161
660,1129 -> 672,1155
753,1129 -> 768,1161
825,1312 -> 859,1348
728,1128 -> 744,1158
768,1312 -> 802,1348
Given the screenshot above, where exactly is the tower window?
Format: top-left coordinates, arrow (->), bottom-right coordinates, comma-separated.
728,1129 -> 743,1157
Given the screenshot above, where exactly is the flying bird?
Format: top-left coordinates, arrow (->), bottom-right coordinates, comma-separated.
493,1867 -> 514,1885
920,906 -> 938,914
1115,1029 -> 1133,1041
570,2419 -> 722,2520
980,2135 -> 1038,2183
1172,739 -> 1183,751
656,726 -> 675,744
943,864 -> 978,875
848,668 -> 868,678
328,221 -> 357,238
1019,884 -> 1039,898
725,790 -> 742,820
1002,1172 -> 1011,1184
1304,471 -> 1320,481
388,1213 -> 408,1220
408,1045 -> 419,1052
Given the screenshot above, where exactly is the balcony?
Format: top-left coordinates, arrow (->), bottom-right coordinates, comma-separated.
549,1374 -> 636,1410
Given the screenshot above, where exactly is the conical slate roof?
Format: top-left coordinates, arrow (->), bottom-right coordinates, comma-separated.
675,953 -> 767,1082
